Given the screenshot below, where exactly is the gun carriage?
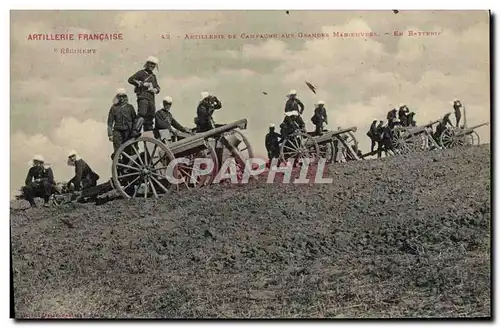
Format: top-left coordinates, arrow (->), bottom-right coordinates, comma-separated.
439,122 -> 489,149
391,119 -> 441,154
110,119 -> 253,199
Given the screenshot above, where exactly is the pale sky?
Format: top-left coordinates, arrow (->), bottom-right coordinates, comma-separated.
10,10 -> 490,193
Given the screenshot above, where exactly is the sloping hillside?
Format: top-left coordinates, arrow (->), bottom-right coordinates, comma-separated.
11,145 -> 491,318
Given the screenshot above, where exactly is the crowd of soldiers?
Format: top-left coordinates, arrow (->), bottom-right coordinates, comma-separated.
265,89 -> 328,163
366,100 -> 465,157
22,55 -> 225,207
19,54 -> 468,206
22,151 -> 100,207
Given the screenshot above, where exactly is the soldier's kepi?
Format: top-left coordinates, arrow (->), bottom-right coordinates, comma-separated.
127,56 -> 161,132
107,88 -> 138,159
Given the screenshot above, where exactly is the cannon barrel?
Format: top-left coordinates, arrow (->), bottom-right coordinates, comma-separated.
313,127 -> 356,144
169,119 -> 248,154
421,119 -> 442,128
456,122 -> 489,135
465,122 -> 489,131
404,119 -> 441,135
333,126 -> 358,135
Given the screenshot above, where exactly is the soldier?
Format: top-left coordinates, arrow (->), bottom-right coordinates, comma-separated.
154,96 -> 193,143
367,120 -> 379,153
377,124 -> 393,158
127,56 -> 160,132
284,90 -> 305,114
196,91 -> 222,132
107,88 -> 138,159
434,113 -> 454,144
67,150 -> 100,191
389,117 -> 402,129
386,107 -> 397,123
453,99 -> 463,127
398,103 -> 410,126
407,112 -> 417,126
265,123 -> 282,163
22,155 -> 55,207
311,100 -> 328,135
280,110 -> 305,139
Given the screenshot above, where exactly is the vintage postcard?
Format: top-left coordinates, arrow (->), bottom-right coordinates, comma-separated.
10,10 -> 491,319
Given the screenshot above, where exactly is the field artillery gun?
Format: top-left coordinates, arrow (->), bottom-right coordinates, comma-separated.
440,122 -> 489,149
316,126 -> 360,163
391,119 -> 441,155
110,119 -> 253,199
280,126 -> 360,164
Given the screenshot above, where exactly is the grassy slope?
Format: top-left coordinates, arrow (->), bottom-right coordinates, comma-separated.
11,144 -> 491,318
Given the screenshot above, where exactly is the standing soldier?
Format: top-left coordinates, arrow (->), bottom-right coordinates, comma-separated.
386,107 -> 397,123
265,123 -> 282,165
128,56 -> 160,132
366,120 -> 379,153
398,103 -> 410,126
311,100 -> 328,135
196,91 -> 222,132
284,90 -> 305,115
407,112 -> 417,127
107,88 -> 137,159
453,99 -> 463,127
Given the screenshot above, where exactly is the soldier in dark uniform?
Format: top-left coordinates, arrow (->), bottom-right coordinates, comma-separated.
154,96 -> 192,142
196,91 -> 222,132
434,113 -> 454,145
22,155 -> 55,207
67,150 -> 100,190
311,100 -> 328,135
386,108 -> 397,123
284,90 -> 305,114
107,89 -> 138,159
398,103 -> 410,126
127,56 -> 160,132
407,112 -> 417,126
367,120 -> 379,152
280,110 -> 305,139
265,123 -> 282,163
453,99 -> 463,127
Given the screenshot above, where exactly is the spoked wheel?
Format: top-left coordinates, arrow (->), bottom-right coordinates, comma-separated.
280,131 -> 320,165
465,130 -> 480,146
346,131 -> 359,152
174,141 -> 218,189
440,128 -> 466,149
318,141 -> 335,163
218,130 -> 255,182
111,137 -> 177,199
412,133 -> 429,152
391,128 -> 414,155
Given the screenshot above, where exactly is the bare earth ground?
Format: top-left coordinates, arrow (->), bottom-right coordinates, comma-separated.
11,144 -> 491,318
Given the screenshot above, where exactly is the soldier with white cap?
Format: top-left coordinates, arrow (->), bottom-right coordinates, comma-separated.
196,91 -> 222,132
284,89 -> 305,114
22,154 -> 55,207
107,88 -> 137,159
127,56 -> 161,132
280,110 -> 306,139
66,150 -> 100,191
311,100 -> 328,135
154,96 -> 192,143
265,123 -> 282,163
